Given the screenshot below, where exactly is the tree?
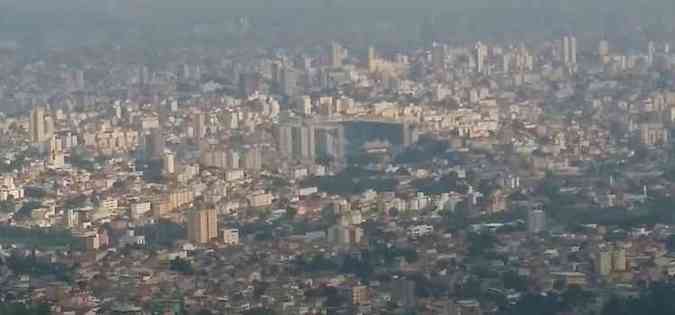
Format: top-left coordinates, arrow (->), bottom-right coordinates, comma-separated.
0,199 -> 15,213
15,201 -> 43,219
506,293 -> 562,315
502,270 -> 528,292
599,282 -> 675,315
286,207 -> 298,220
242,308 -> 276,315
601,296 -> 629,315
136,220 -> 186,247
169,257 -> 193,274
0,303 -> 51,315
467,232 -> 498,257
561,285 -> 595,312
320,205 -> 337,226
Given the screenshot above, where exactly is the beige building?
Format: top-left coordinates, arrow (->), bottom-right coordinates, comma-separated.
151,196 -> 172,218
221,228 -> 240,246
82,128 -> 139,155
153,189 -> 195,218
640,122 -> 668,146
613,244 -> 627,272
248,191 -> 273,208
187,208 -> 218,244
30,107 -> 46,143
352,285 -> 369,305
596,249 -> 612,276
551,272 -> 587,287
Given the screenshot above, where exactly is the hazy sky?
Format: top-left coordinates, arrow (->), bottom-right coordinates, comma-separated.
0,0 -> 670,10
0,0 -> 673,50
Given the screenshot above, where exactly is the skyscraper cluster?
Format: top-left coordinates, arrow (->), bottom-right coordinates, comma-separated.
277,122 -> 345,162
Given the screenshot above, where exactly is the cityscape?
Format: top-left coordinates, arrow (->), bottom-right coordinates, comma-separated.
3,1 -> 675,315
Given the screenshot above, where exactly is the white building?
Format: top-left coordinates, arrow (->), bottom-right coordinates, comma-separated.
221,228 -> 240,246
408,225 -> 434,238
130,202 -> 152,219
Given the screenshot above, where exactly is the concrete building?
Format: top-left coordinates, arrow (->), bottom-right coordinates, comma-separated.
187,208 -> 218,244
248,191 -> 273,208
192,112 -> 206,142
162,151 -> 176,175
640,122 -> 668,146
242,146 -> 262,170
352,285 -> 369,305
612,243 -> 627,272
130,202 -> 152,220
527,209 -> 546,234
475,42 -> 487,74
563,36 -> 578,66
596,249 -> 612,276
330,41 -> 344,68
30,106 -> 47,144
450,300 -> 482,315
221,228 -> 240,246
281,67 -> 299,97
145,129 -> 165,161
367,46 -> 377,73
392,279 -> 416,311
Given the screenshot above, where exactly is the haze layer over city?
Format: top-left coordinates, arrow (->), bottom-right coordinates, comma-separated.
2,1 -> 675,315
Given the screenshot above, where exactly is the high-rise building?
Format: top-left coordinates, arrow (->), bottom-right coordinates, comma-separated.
648,41 -> 656,65
145,129 -> 165,161
562,35 -> 577,66
367,46 -> 377,73
277,125 -> 294,158
292,125 -> 315,160
48,135 -> 65,168
30,107 -> 46,144
281,67 -> 298,97
227,150 -> 241,169
403,122 -> 417,147
238,73 -> 259,98
65,209 -> 79,228
596,248 -> 612,276
187,208 -> 218,244
598,40 -> 609,57
271,61 -> 283,84
295,96 -> 312,116
44,114 -> 55,139
330,42 -> 343,68
224,111 -> 239,129
502,53 -> 511,73
474,42 -> 487,74
392,279 -> 416,311
192,112 -> 206,142
278,123 -> 345,162
612,243 -> 627,272
570,36 -> 577,65
315,125 -> 344,162
162,151 -> 175,175
431,44 -> 445,72
242,146 -> 262,170
527,209 -> 546,234
562,36 -> 570,65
